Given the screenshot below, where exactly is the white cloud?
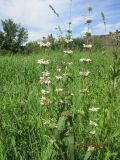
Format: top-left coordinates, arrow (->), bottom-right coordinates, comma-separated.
95,23 -> 113,31
93,22 -> 120,35
82,27 -> 92,34
29,31 -> 47,41
0,0 -> 120,40
71,16 -> 84,27
0,0 -> 70,40
115,22 -> 120,28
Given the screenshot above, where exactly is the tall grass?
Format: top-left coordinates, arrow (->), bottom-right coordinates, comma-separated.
0,50 -> 120,159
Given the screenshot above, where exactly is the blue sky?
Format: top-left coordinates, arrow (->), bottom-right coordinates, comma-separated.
0,0 -> 120,41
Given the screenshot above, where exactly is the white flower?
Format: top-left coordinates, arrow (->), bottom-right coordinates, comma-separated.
40,77 -> 44,80
55,75 -> 62,80
40,77 -> 51,85
88,44 -> 92,48
43,120 -> 50,125
39,41 -> 51,47
41,89 -> 50,95
89,120 -> 98,127
37,59 -> 44,64
87,146 -> 95,152
42,71 -> 50,77
49,139 -> 56,144
63,62 -> 73,66
67,28 -> 72,33
89,130 -> 96,135
57,68 -> 61,72
70,93 -> 74,96
40,96 -> 50,106
38,59 -> 49,65
80,58 -> 92,63
86,17 -> 93,21
89,107 -> 100,112
79,71 -> 90,76
86,17 -> 93,23
55,88 -> 63,92
83,44 -> 92,48
67,62 -> 73,66
46,42 -> 51,47
65,38 -> 73,43
79,88 -> 89,93
64,49 -> 73,54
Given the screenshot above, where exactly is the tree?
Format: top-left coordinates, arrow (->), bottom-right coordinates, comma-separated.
0,19 -> 28,53
47,34 -> 55,49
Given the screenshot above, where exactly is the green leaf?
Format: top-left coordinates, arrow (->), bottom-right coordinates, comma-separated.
57,116 -> 66,132
64,135 -> 75,160
84,151 -> 91,160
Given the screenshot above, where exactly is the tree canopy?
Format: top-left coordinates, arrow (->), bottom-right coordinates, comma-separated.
0,19 -> 28,53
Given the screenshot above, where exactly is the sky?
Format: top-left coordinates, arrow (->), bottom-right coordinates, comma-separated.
0,0 -> 120,41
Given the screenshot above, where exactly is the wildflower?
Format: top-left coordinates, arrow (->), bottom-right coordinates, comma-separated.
79,88 -> 89,93
87,146 -> 95,152
67,21 -> 72,33
37,59 -> 44,64
86,17 -> 93,23
79,71 -> 90,77
57,99 -> 64,107
49,139 -> 56,144
67,62 -> 73,66
42,71 -> 50,77
89,120 -> 98,127
78,110 -> 84,115
65,38 -> 73,43
39,41 -> 51,47
38,59 -> 49,65
63,62 -> 73,66
83,44 -> 92,48
55,88 -> 63,93
40,77 -> 51,85
70,93 -> 74,96
58,99 -> 64,103
55,75 -> 62,80
64,49 -> 73,54
40,96 -> 50,106
57,68 -> 61,72
43,120 -> 50,125
89,130 -> 96,135
80,58 -> 92,63
41,89 -> 50,95
67,28 -> 72,33
89,107 -> 100,112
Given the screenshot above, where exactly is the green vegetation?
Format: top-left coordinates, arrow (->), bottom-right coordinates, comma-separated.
0,19 -> 28,53
0,50 -> 120,159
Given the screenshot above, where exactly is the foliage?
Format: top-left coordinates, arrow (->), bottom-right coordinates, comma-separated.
0,51 -> 120,159
92,36 -> 104,50
47,34 -> 55,50
24,41 -> 40,54
72,38 -> 84,50
0,19 -> 28,53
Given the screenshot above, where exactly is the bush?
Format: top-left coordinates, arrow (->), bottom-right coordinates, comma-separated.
24,41 -> 40,54
93,36 -> 104,50
0,48 -> 13,55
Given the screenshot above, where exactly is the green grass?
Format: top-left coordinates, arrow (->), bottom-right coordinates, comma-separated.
0,50 -> 120,160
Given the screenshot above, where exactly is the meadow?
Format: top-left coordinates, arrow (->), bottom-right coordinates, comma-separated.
0,50 -> 120,160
